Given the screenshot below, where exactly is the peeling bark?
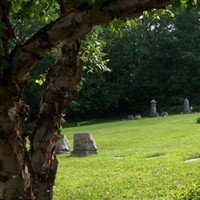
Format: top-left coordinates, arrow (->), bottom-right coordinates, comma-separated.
0,88 -> 33,199
31,40 -> 82,199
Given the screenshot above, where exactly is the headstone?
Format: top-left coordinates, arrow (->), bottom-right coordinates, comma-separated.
150,99 -> 159,117
184,98 -> 191,113
56,135 -> 70,154
128,114 -> 142,120
128,115 -> 134,120
161,112 -> 168,117
134,114 -> 142,120
71,133 -> 97,156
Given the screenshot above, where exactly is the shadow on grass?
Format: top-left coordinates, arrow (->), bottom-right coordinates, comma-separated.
145,152 -> 166,159
64,115 -> 130,128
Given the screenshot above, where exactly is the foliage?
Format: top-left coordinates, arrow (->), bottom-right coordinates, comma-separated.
18,6 -> 200,121
81,26 -> 110,73
11,0 -> 59,22
10,1 -> 59,48
24,53 -> 56,122
69,8 -> 200,119
196,117 -> 200,124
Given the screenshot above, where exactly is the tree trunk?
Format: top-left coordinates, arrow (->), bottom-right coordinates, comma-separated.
0,0 -> 173,199
0,82 -> 33,199
31,40 -> 82,199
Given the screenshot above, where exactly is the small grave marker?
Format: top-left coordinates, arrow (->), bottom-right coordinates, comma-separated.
56,135 -> 70,154
71,133 -> 97,156
184,98 -> 191,113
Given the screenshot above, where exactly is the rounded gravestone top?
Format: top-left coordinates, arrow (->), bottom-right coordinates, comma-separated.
150,99 -> 157,104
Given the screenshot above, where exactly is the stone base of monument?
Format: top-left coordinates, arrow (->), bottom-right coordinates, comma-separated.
71,150 -> 97,157
71,133 -> 97,157
150,113 -> 159,117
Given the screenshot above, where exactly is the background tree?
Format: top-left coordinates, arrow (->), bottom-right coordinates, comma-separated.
69,7 -> 200,119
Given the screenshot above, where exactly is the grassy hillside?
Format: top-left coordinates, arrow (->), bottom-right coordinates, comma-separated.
55,113 -> 200,200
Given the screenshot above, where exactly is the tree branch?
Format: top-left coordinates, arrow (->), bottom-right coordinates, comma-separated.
8,0 -> 173,97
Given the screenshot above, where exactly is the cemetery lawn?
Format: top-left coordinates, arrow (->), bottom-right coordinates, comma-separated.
55,113 -> 200,200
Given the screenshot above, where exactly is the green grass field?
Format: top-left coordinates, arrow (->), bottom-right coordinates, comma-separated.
54,113 -> 200,200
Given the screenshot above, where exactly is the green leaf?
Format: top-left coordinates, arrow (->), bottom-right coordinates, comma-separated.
35,74 -> 46,85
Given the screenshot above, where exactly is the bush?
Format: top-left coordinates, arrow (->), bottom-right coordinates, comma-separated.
196,117 -> 200,124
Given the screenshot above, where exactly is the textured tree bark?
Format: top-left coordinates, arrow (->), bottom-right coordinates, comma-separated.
0,0 -> 173,199
30,3 -> 82,198
0,1 -> 32,199
0,77 -> 33,199
31,40 -> 82,199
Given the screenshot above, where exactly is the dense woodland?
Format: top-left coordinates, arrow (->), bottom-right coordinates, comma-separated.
25,8 -> 200,122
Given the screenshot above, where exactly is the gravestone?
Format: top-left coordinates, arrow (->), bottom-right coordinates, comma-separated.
184,98 -> 191,113
71,133 -> 97,156
134,114 -> 142,120
128,114 -> 142,120
150,99 -> 159,117
56,135 -> 70,154
161,112 -> 168,117
128,115 -> 134,120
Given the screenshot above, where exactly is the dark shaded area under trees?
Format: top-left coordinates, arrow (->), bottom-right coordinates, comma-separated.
25,8 -> 200,122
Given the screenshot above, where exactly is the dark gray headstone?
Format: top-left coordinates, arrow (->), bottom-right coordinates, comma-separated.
150,99 -> 159,117
56,135 -> 70,154
71,133 -> 97,157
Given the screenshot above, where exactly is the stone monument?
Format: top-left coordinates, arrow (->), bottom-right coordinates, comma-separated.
56,135 -> 70,154
71,133 -> 97,156
134,114 -> 142,120
161,112 -> 168,117
184,98 -> 191,113
150,99 -> 159,117
128,115 -> 134,120
128,114 -> 142,120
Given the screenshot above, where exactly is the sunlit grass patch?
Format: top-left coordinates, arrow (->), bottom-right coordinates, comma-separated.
55,113 -> 200,199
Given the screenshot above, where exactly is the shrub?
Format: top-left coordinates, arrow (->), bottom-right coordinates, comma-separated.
196,117 -> 200,124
